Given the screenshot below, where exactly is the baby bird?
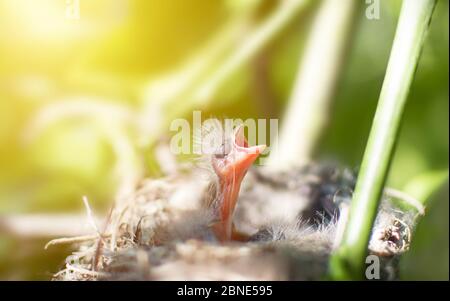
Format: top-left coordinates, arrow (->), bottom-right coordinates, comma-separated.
100,122 -> 267,247
203,124 -> 266,242
52,123 -> 420,281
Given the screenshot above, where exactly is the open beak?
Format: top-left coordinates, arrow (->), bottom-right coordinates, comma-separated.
211,125 -> 266,241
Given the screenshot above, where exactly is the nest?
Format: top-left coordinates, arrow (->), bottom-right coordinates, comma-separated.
50,164 -> 423,281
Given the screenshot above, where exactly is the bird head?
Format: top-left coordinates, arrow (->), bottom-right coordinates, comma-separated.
211,125 -> 266,181
206,124 -> 265,241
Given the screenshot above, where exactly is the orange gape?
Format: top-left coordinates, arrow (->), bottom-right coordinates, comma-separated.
210,126 -> 266,242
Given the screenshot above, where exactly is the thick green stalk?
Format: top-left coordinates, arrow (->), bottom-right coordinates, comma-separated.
330,0 -> 437,280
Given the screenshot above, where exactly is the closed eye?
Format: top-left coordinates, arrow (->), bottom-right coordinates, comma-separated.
214,153 -> 227,159
213,141 -> 231,159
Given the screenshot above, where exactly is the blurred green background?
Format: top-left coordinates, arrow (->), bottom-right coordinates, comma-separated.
0,0 -> 448,280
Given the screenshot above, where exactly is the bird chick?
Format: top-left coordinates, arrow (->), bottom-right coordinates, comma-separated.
201,123 -> 266,242
51,123 -> 422,281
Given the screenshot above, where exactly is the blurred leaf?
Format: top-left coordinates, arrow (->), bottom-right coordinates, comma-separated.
403,169 -> 449,204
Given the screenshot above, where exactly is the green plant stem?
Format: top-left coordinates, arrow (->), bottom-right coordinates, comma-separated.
330,0 -> 437,280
